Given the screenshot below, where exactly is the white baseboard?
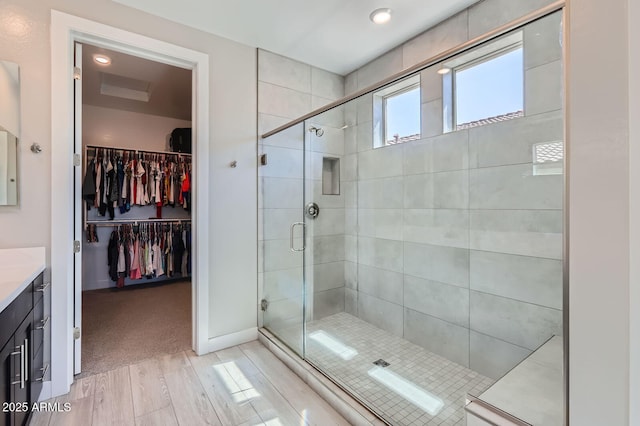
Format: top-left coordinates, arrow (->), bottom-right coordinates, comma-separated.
37,381 -> 53,402
198,327 -> 258,355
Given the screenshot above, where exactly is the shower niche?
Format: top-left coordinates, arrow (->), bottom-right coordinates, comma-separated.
322,157 -> 340,195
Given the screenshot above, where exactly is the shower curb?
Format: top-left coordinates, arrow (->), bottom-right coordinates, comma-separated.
258,328 -> 388,426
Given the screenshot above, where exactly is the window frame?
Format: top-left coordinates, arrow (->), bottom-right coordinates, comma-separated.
372,74 -> 421,148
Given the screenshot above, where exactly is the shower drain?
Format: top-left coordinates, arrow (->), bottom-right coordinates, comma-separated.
373,359 -> 390,367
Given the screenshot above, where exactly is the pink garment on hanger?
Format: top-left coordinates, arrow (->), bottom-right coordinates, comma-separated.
130,239 -> 142,280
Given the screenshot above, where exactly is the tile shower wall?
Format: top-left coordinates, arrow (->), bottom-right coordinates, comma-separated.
344,7 -> 562,380
258,50 -> 346,331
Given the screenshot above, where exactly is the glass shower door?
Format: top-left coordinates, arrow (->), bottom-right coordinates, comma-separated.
260,122 -> 306,356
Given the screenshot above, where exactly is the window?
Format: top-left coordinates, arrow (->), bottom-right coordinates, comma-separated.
373,75 -> 421,148
442,32 -> 524,132
454,46 -> 523,129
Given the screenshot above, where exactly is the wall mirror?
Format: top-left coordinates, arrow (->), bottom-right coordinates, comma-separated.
0,60 -> 19,206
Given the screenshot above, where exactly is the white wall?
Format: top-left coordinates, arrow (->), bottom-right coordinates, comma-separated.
0,0 -> 257,393
82,105 -> 191,152
567,0 -> 630,424
629,0 -> 640,422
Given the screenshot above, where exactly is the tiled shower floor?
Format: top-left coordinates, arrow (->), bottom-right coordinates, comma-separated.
302,312 -> 494,426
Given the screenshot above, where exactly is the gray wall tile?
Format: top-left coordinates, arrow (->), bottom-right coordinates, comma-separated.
421,99 -> 444,138
310,98 -> 344,128
260,145 -> 303,178
358,209 -> 403,241
404,242 -> 470,287
344,72 -> 358,96
312,261 -> 345,292
358,237 -> 404,273
468,111 -> 563,168
313,288 -> 345,320
343,154 -> 358,182
404,275 -> 469,327
357,48 -> 404,90
470,331 -> 532,380
311,67 -> 345,100
525,60 -> 563,116
470,164 -> 563,210
345,261 -> 358,290
307,125 -> 345,156
263,267 -> 304,302
404,209 -> 469,248
421,67 -> 443,103
404,173 -> 434,209
356,94 -> 373,124
357,293 -> 404,337
313,235 -> 345,264
431,130 -> 469,172
345,208 -> 357,235
258,50 -> 311,93
470,291 -> 562,350
258,81 -> 311,119
470,209 -> 563,259
434,170 -> 469,209
403,138 -> 433,175
358,264 -> 404,305
359,177 -> 404,209
358,143 -> 404,180
260,115 -> 303,144
404,308 -> 470,367
357,121 -> 374,152
345,288 -> 358,315
470,250 -> 562,309
524,11 -> 563,70
345,235 -> 357,263
312,179 -> 346,208
468,0 -> 556,39
344,125 -> 357,154
312,208 -> 345,237
263,177 -> 303,208
403,11 -> 469,69
264,239 -> 303,271
262,208 -> 301,240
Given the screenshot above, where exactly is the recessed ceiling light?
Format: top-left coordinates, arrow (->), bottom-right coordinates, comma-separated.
437,68 -> 451,75
93,55 -> 111,65
370,8 -> 392,25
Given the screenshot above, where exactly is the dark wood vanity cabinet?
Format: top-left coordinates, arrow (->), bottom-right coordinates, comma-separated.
0,273 -> 48,426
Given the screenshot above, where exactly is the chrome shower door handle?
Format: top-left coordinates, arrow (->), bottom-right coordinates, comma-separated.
290,222 -> 306,252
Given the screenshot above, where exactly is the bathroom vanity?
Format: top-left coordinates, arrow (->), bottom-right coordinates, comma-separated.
0,248 -> 47,426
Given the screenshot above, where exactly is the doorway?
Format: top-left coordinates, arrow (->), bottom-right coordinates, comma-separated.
51,10 -> 210,398
76,42 -> 194,376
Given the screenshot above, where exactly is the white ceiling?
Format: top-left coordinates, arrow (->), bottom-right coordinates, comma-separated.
82,43 -> 191,120
112,0 -> 480,75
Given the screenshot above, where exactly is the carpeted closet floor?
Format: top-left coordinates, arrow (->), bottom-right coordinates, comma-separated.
80,280 -> 191,377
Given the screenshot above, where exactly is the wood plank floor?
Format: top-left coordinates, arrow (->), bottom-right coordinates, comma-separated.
30,341 -> 349,426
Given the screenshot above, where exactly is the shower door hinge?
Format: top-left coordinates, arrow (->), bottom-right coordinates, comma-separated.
73,240 -> 80,253
73,327 -> 81,340
73,153 -> 81,167
259,154 -> 267,166
73,66 -> 81,80
260,299 -> 269,312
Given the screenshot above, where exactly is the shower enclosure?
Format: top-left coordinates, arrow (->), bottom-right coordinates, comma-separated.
259,9 -> 564,425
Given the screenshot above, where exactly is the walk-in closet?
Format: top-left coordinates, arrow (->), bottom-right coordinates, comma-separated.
78,43 -> 193,376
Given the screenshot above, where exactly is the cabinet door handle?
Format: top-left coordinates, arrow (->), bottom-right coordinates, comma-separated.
36,364 -> 49,382
9,344 -> 24,388
36,316 -> 50,330
24,338 -> 28,382
35,282 -> 50,292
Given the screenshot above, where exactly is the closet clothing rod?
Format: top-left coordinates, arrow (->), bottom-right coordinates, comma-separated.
85,144 -> 192,157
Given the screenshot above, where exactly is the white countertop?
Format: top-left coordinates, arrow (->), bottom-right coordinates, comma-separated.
0,247 -> 46,312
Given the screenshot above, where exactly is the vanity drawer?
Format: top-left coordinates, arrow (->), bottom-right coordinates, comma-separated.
0,283 -> 32,349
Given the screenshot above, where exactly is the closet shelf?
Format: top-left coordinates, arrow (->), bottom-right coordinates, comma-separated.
85,144 -> 192,157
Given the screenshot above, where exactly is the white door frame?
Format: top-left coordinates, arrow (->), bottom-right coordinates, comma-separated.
50,10 -> 210,398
